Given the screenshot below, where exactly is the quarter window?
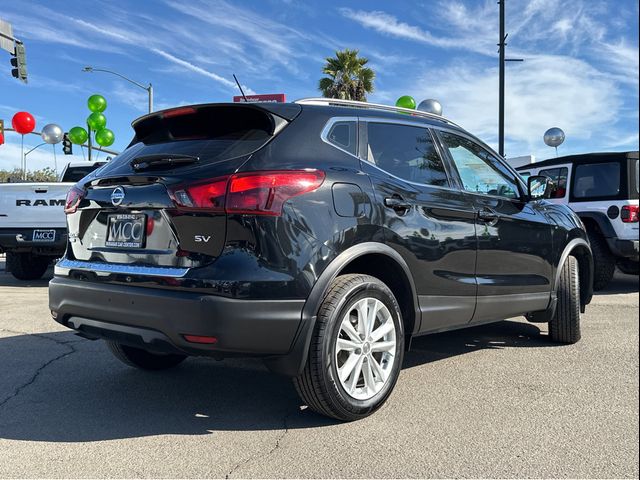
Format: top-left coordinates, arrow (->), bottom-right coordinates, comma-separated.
326,121 -> 357,156
366,123 -> 449,187
539,167 -> 568,198
573,162 -> 621,199
439,132 -> 520,199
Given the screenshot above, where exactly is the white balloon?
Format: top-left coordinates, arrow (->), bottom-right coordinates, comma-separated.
41,123 -> 64,144
417,99 -> 443,116
544,127 -> 565,148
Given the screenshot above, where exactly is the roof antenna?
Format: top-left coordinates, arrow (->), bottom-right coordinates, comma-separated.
233,74 -> 248,102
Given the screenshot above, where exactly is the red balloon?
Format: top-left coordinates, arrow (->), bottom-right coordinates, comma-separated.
12,111 -> 36,135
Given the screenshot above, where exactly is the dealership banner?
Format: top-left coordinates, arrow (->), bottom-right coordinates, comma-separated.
233,94 -> 286,103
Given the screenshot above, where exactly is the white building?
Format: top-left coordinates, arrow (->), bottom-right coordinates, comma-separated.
505,155 -> 535,169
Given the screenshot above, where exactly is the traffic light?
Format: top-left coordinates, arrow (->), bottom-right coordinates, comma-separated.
62,133 -> 73,155
0,119 -> 4,146
10,42 -> 27,83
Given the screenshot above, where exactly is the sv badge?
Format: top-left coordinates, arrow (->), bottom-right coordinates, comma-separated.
194,235 -> 212,243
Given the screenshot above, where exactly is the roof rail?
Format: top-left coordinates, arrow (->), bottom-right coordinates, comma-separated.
294,97 -> 459,127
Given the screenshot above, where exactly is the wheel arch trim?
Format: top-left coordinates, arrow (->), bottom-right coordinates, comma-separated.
556,237 -> 593,308
264,242 -> 419,377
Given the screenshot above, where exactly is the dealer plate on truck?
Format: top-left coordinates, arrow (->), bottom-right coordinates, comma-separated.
105,214 -> 146,248
32,229 -> 56,242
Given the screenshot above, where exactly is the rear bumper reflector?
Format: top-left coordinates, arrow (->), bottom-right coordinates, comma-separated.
183,335 -> 218,344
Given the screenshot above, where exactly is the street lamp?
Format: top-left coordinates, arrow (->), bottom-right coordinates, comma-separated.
82,66 -> 153,113
22,142 -> 46,179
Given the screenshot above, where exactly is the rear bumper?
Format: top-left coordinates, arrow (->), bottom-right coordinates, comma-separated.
606,238 -> 639,261
0,228 -> 66,253
49,277 -> 304,357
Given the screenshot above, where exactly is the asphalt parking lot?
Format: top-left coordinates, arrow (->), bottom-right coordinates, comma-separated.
0,260 -> 638,479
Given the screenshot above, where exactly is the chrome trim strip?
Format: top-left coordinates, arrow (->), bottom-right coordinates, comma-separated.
56,259 -> 189,278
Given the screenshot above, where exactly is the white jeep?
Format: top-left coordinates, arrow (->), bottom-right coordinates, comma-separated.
518,151 -> 639,290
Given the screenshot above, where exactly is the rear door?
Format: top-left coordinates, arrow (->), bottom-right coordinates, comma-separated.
360,119 -> 478,333
436,130 -> 554,322
569,157 -> 639,241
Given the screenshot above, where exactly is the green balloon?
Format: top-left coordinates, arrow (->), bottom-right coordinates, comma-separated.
396,95 -> 416,110
68,126 -> 88,145
95,128 -> 115,147
87,112 -> 107,130
88,94 -> 107,113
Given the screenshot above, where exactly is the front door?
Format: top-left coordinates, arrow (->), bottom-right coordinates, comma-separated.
436,130 -> 554,322
360,120 -> 478,333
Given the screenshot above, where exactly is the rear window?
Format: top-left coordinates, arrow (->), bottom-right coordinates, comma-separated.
123,106 -> 280,167
573,162 -> 621,199
61,165 -> 104,183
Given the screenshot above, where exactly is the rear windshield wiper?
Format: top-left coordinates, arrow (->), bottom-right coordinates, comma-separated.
131,154 -> 199,171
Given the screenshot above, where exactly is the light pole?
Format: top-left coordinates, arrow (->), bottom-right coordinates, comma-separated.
82,66 -> 153,113
497,0 -> 523,157
23,142 -> 46,178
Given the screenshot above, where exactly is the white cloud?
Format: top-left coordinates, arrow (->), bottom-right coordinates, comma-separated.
417,54 -> 632,157
0,137 -> 85,173
151,49 -> 254,94
339,8 -> 489,54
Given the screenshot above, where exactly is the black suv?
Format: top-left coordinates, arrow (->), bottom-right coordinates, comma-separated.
50,99 -> 593,421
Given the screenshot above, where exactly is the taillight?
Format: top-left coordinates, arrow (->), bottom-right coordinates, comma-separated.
168,170 -> 325,216
621,205 -> 639,223
227,170 -> 325,215
170,177 -> 228,211
64,186 -> 85,214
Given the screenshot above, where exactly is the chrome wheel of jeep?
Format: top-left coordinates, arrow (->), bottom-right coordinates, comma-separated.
334,297 -> 397,400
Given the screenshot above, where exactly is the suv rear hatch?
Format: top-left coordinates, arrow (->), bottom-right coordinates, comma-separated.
63,103 -> 301,270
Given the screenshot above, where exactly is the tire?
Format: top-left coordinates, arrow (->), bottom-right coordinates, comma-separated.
293,274 -> 405,421
549,256 -> 581,344
106,341 -> 187,370
6,252 -> 50,280
617,259 -> 639,276
587,230 -> 615,291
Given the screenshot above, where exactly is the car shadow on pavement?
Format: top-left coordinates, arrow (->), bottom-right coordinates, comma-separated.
594,272 -> 638,295
0,318 -> 552,443
404,319 -> 553,369
0,267 -> 54,287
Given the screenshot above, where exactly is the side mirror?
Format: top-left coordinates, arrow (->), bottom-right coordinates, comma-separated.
528,175 -> 552,200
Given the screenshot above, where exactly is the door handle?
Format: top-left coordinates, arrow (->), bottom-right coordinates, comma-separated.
477,207 -> 499,224
384,196 -> 411,213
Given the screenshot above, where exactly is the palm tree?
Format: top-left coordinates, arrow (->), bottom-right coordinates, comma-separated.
319,49 -> 375,101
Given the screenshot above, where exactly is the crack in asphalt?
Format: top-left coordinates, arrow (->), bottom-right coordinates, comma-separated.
0,328 -> 81,410
225,410 -> 292,479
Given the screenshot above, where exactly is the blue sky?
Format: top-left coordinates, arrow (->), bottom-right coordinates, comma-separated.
1,0 -> 638,172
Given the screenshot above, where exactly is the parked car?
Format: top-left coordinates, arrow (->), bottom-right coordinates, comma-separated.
49,99 -> 593,421
0,161 -> 106,280
518,152 -> 639,289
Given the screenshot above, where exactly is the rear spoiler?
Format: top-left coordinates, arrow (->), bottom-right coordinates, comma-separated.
129,102 -> 301,148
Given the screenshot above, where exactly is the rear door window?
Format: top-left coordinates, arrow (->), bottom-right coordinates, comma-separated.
326,121 -> 357,156
366,122 -> 449,187
539,167 -> 568,198
573,162 -> 621,199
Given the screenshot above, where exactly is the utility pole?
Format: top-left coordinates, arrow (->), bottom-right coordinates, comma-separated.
497,0 -> 523,157
498,0 -> 505,157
